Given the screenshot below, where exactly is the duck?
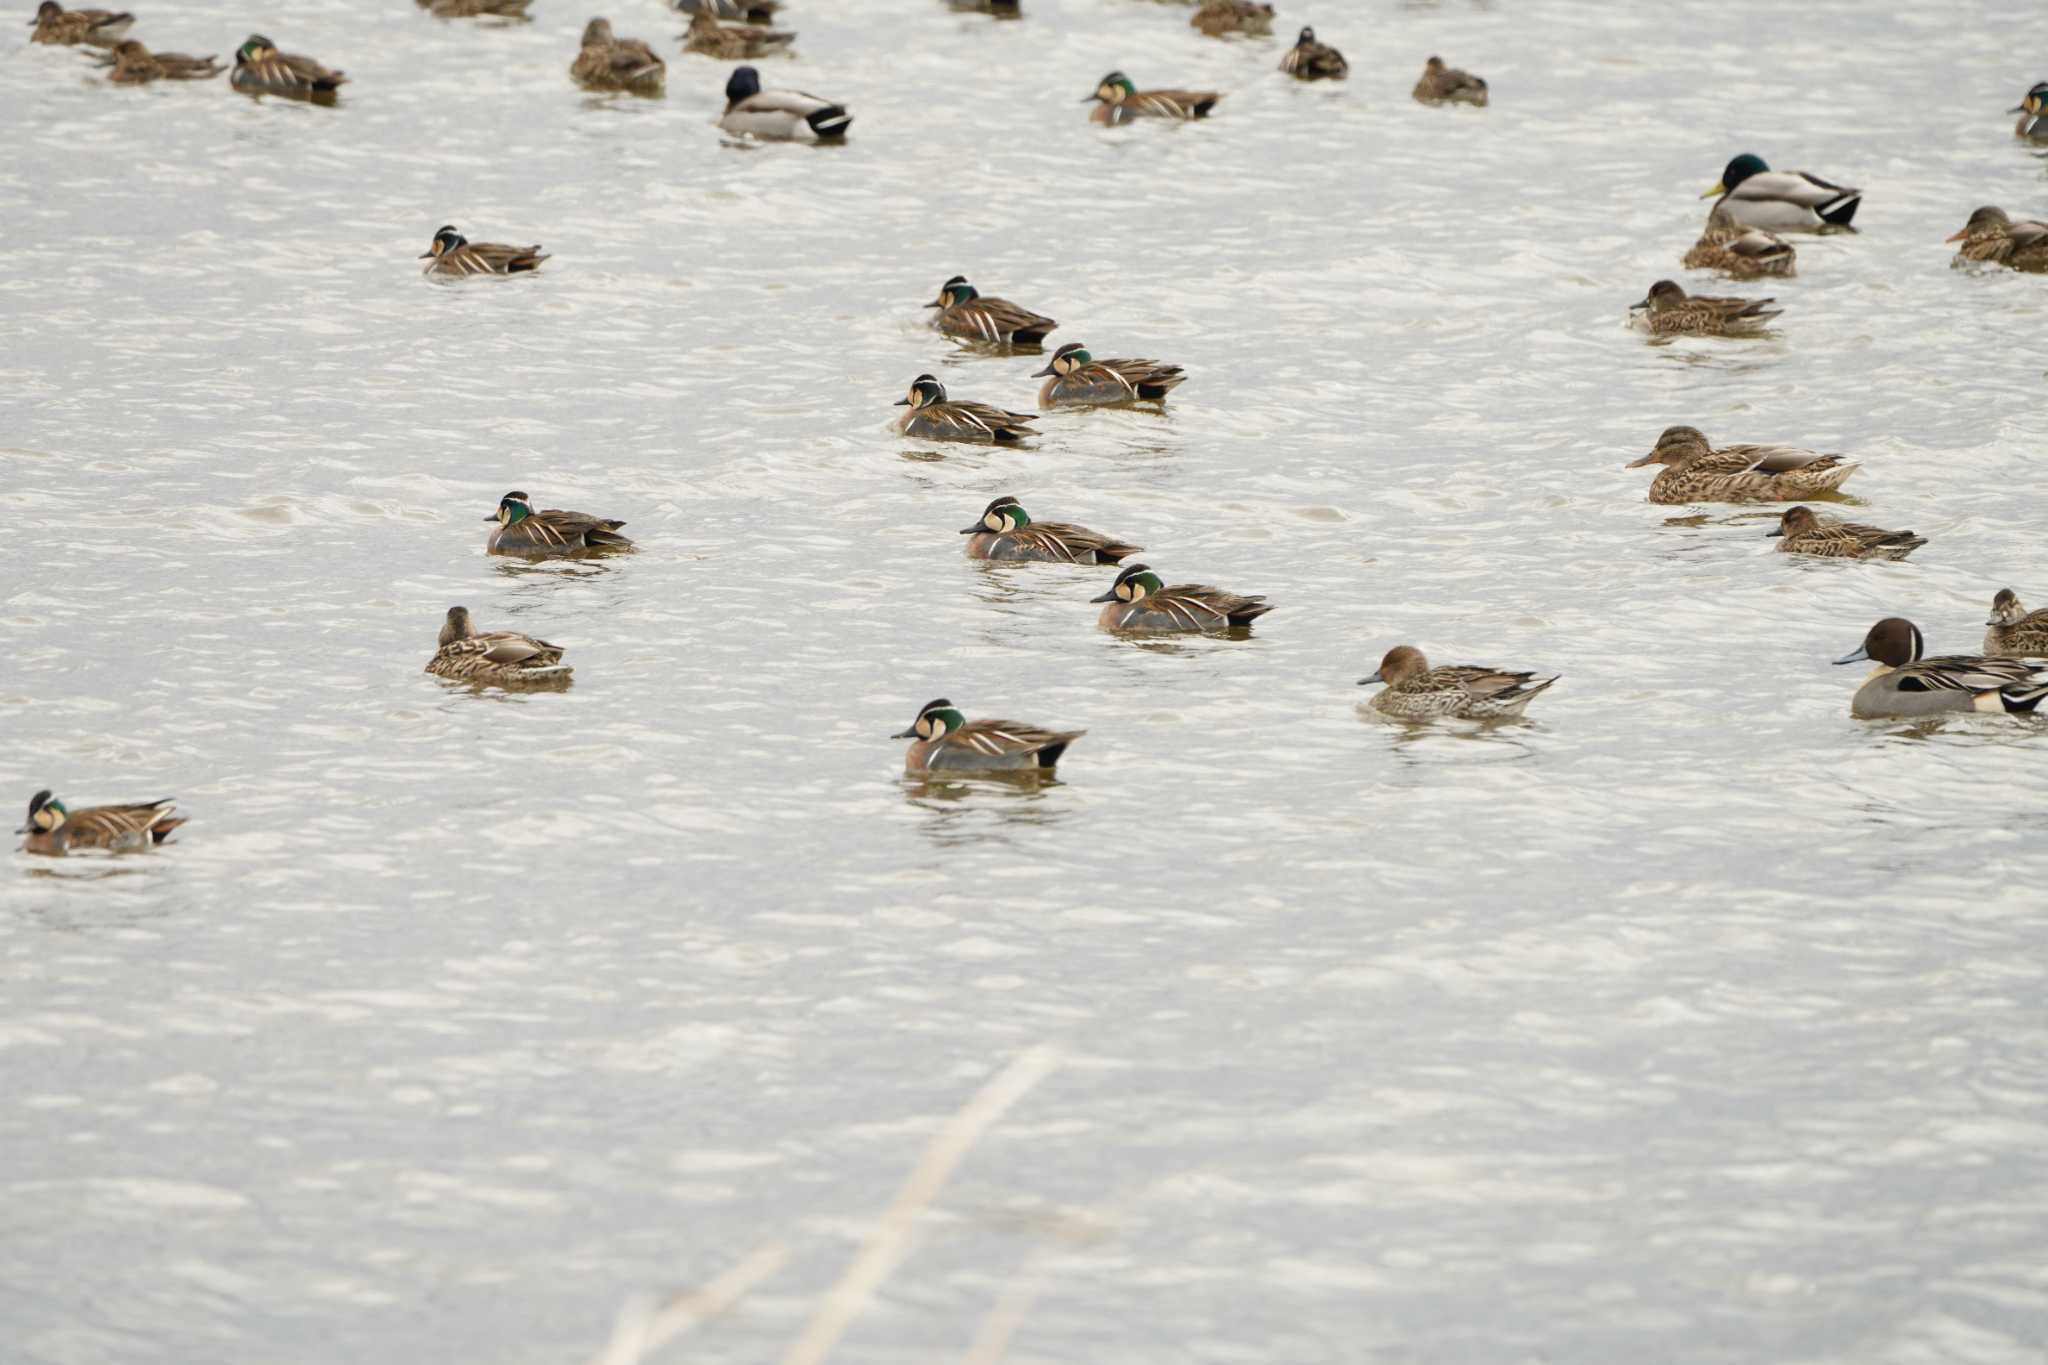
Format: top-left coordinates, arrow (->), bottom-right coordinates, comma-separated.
17,790 -> 184,856
571,18 -> 666,96
719,64 -> 850,140
230,34 -> 345,102
1629,279 -> 1782,336
1626,425 -> 1857,504
682,9 -> 793,59
486,491 -> 633,555
1682,214 -> 1797,279
1702,153 -> 1859,232
1279,26 -> 1347,80
1984,589 -> 2048,657
1090,563 -> 1271,633
892,698 -> 1083,777
943,0 -> 1021,15
924,276 -> 1057,346
1946,206 -> 2048,272
429,0 -> 532,16
27,0 -> 130,47
1835,618 -> 2048,719
2012,81 -> 2047,141
960,495 -> 1141,565
1032,342 -> 1185,407
672,0 -> 779,22
1357,646 -> 1557,720
894,374 -> 1036,445
1190,0 -> 1273,37
425,606 -> 572,685
1412,56 -> 1486,106
96,39 -> 221,81
1085,71 -> 1220,124
1768,505 -> 1924,561
419,225 -> 549,277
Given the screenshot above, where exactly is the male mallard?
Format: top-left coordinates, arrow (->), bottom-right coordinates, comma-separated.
1032,342 -> 1184,407
425,606 -> 572,685
230,34 -> 345,102
429,0 -> 532,17
487,491 -> 632,555
1682,214 -> 1797,279
1190,0 -> 1273,37
1629,279 -> 1781,336
672,0 -> 779,22
572,18 -> 666,95
1984,589 -> 2048,658
18,790 -> 183,856
719,64 -> 850,140
1946,206 -> 2048,272
420,225 -> 549,277
1358,646 -> 1557,720
682,9 -> 793,59
1626,425 -> 1856,504
28,0 -> 130,46
892,698 -> 1083,777
1085,71 -> 1219,124
1090,563 -> 1271,633
895,374 -> 1036,445
97,39 -> 221,81
960,495 -> 1140,565
1702,153 -> 1859,232
1412,56 -> 1486,106
1279,26 -> 1347,80
924,276 -> 1057,346
1768,505 -> 1924,561
1835,618 -> 2048,719
2011,81 -> 2047,141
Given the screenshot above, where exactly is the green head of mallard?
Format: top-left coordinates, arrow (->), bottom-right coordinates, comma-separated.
1087,71 -> 1135,105
490,491 -> 533,526
420,225 -> 465,260
961,495 -> 1028,535
1091,562 -> 1161,604
926,275 -> 976,309
236,33 -> 276,63
892,698 -> 964,741
18,790 -> 64,835
1703,153 -> 1769,199
1989,588 -> 2029,627
1835,618 -> 1923,669
894,374 -> 946,409
1031,342 -> 1090,379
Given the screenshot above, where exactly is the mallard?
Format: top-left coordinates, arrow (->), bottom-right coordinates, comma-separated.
892,698 -> 1082,777
572,18 -> 666,95
960,495 -> 1141,565
1626,426 -> 1856,504
1032,342 -> 1184,407
894,374 -> 1036,445
924,276 -> 1057,346
1358,646 -> 1557,720
28,0 -> 130,47
420,225 -> 548,277
1630,279 -> 1782,336
1984,589 -> 2048,658
96,39 -> 221,81
487,491 -> 632,555
230,34 -> 345,102
719,64 -> 850,140
682,9 -> 793,59
425,606 -> 572,685
429,0 -> 532,17
1768,505 -> 1924,561
944,0 -> 1022,16
1702,153 -> 1859,232
1190,0 -> 1273,37
2011,81 -> 2047,141
1279,26 -> 1347,80
1090,563 -> 1271,633
1946,206 -> 2048,272
1085,71 -> 1219,124
1835,618 -> 2048,719
1412,56 -> 1486,106
1682,214 -> 1797,279
18,790 -> 183,856
672,0 -> 779,22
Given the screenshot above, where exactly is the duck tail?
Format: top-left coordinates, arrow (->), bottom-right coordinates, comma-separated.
806,105 -> 851,139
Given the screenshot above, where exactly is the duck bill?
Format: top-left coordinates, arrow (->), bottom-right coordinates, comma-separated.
417,251 -> 436,259
1624,451 -> 1658,468
1699,181 -> 1726,200
1356,672 -> 1383,686
1832,646 -> 1870,666
1944,228 -> 1968,242
957,525 -> 984,535
1764,528 -> 1783,538
1029,362 -> 1056,378
889,726 -> 918,739
1088,589 -> 1118,603
921,299 -> 942,309
891,397 -> 910,406
2010,104 -> 2027,113
1628,298 -> 1651,312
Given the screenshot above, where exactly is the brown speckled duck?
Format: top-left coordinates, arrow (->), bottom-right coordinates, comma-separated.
1630,279 -> 1782,336
1358,646 -> 1557,720
1682,214 -> 1797,279
1768,505 -> 1923,561
1946,206 -> 2048,272
425,607 -> 572,686
1984,589 -> 2048,657
28,0 -> 130,46
1412,55 -> 1486,106
1626,425 -> 1856,504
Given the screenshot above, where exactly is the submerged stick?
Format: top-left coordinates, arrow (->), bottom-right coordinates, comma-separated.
588,1242 -> 790,1365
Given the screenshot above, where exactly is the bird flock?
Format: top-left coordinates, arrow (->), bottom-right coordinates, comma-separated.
14,0 -> 2048,852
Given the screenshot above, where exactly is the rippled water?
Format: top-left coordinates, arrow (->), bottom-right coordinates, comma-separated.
6,0 -> 2048,1360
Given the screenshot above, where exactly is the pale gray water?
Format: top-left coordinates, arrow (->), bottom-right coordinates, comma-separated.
5,0 -> 2048,1360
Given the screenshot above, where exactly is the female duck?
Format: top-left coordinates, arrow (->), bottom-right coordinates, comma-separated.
1768,505 -> 1923,560
1085,71 -> 1220,124
674,0 -> 780,22
420,225 -> 548,277
924,276 -> 1056,346
426,606 -> 572,686
99,40 -> 223,81
892,698 -> 1083,777
1412,56 -> 1486,106
1033,342 -> 1184,407
1357,646 -> 1557,719
1946,206 -> 2048,272
1702,153 -> 1859,232
571,18 -> 665,96
1626,425 -> 1856,504
1090,563 -> 1271,634
1682,215 -> 1796,279
682,10 -> 793,60
1630,279 -> 1780,336
895,374 -> 1035,445
960,495 -> 1140,565
1280,26 -> 1347,80
1984,590 -> 2048,657
720,64 -> 850,140
1836,618 -> 2048,719
18,790 -> 183,856
1190,0 -> 1273,37
28,1 -> 130,46
230,34 -> 345,102
487,491 -> 632,555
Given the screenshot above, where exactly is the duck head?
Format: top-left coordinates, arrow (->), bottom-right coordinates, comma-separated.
1632,280 -> 1688,311
725,64 -> 762,103
580,17 -> 614,45
490,491 -> 533,525
1626,424 -> 1712,469
1704,152 -> 1769,199
926,275 -> 974,309
1087,71 -> 1134,105
1359,645 -> 1430,687
894,374 -> 945,409
962,495 -> 1028,535
1947,206 -> 2009,242
1989,589 -> 2029,627
439,605 -> 475,648
1031,342 -> 1090,379
236,34 -> 277,64
893,698 -> 964,741
18,790 -> 64,836
1091,562 -> 1161,604
1768,505 -> 1820,538
1296,26 -> 1317,45
1835,617 -> 1923,668
420,225 -> 465,260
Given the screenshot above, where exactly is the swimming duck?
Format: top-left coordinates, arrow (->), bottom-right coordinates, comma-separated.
1032,343 -> 1185,407
1626,426 -> 1856,504
230,34 -> 345,102
487,491 -> 633,555
1629,279 -> 1782,336
672,0 -> 779,22
1090,563 -> 1271,633
944,0 -> 1021,15
1190,0 -> 1273,37
1357,646 -> 1557,720
425,606 -> 572,685
894,375 -> 1036,445
1279,26 -> 1347,80
97,39 -> 221,81
17,790 -> 183,856
420,225 -> 549,277
1702,153 -> 1859,232
28,1 -> 129,46
1835,618 -> 2048,719
2012,81 -> 2047,141
1946,206 -> 2048,272
682,9 -> 793,59
719,65 -> 850,140
572,18 -> 666,96
1412,56 -> 1486,106
1085,71 -> 1220,124
1681,215 -> 1797,279
1984,589 -> 2048,657
429,0 -> 532,16
892,698 -> 1083,777
960,495 -> 1141,565
924,276 -> 1057,346
1768,505 -> 1924,561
